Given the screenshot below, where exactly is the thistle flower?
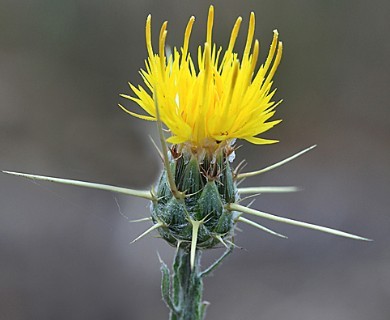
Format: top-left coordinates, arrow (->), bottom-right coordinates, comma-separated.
120,5 -> 282,156
118,5 -> 368,268
3,5 -> 371,320
117,5 -> 286,269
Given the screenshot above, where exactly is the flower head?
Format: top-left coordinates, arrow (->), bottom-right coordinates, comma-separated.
120,5 -> 283,155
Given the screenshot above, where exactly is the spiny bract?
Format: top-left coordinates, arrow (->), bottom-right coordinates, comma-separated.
152,146 -> 238,250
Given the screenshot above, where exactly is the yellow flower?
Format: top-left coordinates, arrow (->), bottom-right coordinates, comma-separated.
120,5 -> 283,154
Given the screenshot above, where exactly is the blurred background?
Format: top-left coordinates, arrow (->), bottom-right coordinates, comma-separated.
0,0 -> 389,319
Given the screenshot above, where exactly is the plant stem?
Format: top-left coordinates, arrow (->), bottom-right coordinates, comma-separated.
160,244 -> 233,319
160,246 -> 206,320
170,247 -> 205,320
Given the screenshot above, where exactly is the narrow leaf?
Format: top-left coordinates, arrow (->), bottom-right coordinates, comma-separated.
158,253 -> 178,313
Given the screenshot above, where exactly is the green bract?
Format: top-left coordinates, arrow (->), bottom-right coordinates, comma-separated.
152,148 -> 238,250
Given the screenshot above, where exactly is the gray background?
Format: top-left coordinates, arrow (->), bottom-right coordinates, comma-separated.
1,0 -> 389,319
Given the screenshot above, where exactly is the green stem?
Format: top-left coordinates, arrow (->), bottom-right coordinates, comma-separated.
161,245 -> 234,320
170,247 -> 205,320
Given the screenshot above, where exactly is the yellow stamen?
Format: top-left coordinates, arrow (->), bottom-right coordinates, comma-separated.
159,22 -> 168,74
182,16 -> 195,60
227,17 -> 242,53
145,15 -> 153,58
206,5 -> 214,46
243,12 -> 255,58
